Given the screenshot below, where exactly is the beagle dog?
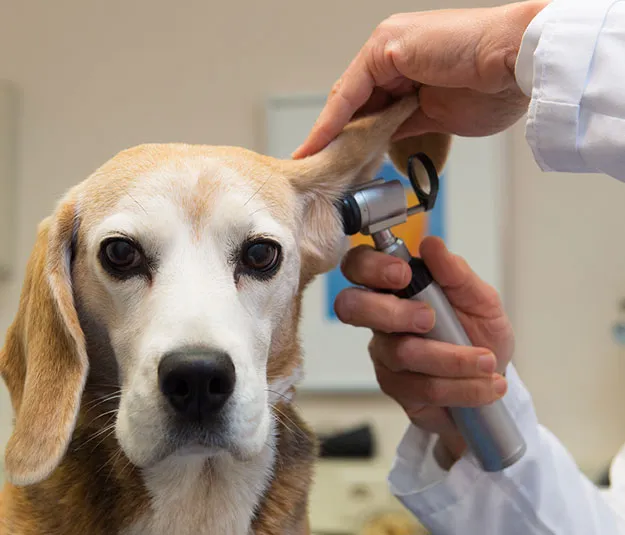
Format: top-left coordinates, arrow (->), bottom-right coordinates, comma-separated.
0,95 -> 450,535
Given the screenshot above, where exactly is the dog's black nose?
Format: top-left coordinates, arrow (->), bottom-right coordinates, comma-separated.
158,349 -> 236,421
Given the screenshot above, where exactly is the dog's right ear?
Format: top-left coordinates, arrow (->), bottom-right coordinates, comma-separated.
0,196 -> 88,486
281,95 -> 452,278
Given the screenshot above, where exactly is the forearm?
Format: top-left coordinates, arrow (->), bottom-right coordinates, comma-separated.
389,365 -> 625,534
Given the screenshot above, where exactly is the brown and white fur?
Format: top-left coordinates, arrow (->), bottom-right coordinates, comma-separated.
0,95 -> 451,535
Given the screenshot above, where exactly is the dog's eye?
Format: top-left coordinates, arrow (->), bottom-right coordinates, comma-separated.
100,239 -> 143,274
240,240 -> 281,275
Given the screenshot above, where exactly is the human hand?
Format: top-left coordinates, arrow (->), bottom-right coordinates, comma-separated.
293,1 -> 547,159
334,237 -> 515,460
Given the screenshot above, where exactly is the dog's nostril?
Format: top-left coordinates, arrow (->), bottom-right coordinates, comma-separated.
208,376 -> 232,396
172,380 -> 190,398
158,349 -> 236,421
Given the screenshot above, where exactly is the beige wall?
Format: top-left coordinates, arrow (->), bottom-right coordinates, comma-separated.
1,0 -> 625,484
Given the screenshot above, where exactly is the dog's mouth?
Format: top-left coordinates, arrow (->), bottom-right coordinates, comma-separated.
138,411 -> 267,467
152,419 -> 232,459
171,423 -> 229,449
150,405 -> 270,465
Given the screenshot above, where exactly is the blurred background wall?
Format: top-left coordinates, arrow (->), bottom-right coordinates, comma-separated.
2,0 -> 625,532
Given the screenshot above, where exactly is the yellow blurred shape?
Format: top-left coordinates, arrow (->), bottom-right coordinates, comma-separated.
359,510 -> 429,535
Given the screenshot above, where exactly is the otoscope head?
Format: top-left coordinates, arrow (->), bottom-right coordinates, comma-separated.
337,152 -> 441,236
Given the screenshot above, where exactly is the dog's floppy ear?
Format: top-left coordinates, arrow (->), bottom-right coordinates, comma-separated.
283,94 -> 452,277
0,196 -> 87,486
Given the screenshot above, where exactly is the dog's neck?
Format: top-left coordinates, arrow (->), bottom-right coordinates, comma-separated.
122,440 -> 277,535
2,398 -> 315,535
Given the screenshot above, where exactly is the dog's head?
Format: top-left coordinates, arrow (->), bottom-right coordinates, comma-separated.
0,95 -> 451,486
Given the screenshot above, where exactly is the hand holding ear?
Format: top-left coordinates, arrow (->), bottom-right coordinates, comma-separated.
334,237 -> 515,461
293,1 -> 547,159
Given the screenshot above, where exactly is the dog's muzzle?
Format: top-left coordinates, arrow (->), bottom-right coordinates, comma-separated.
158,348 -> 236,422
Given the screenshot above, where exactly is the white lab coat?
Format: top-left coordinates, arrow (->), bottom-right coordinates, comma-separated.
387,0 -> 625,532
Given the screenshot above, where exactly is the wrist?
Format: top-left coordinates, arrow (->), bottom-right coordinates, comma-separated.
501,1 -> 550,76
434,433 -> 466,469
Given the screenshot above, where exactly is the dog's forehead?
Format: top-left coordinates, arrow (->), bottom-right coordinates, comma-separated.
75,144 -> 297,231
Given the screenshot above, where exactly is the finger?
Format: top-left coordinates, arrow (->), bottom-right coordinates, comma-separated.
418,86 -> 529,137
334,287 -> 434,334
419,236 -> 503,317
375,363 -> 507,408
292,53 -> 375,158
403,405 -> 462,445
351,87 -> 394,119
393,85 -> 529,140
392,106 -> 447,140
341,245 -> 411,289
293,30 -> 416,159
369,333 -> 497,377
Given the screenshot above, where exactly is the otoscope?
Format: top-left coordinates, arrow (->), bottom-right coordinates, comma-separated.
336,154 -> 526,472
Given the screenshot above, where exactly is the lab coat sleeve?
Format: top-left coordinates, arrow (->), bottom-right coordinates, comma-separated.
388,364 -> 625,534
514,0 -> 625,181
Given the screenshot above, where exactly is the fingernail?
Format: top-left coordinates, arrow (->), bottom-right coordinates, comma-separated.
384,263 -> 407,286
494,376 -> 507,396
478,355 -> 496,374
414,305 -> 435,331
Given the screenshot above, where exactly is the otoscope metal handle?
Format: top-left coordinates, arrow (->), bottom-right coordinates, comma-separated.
394,255 -> 527,472
339,151 -> 526,471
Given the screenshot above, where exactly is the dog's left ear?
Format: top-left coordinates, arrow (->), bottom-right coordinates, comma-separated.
0,196 -> 87,486
283,94 -> 451,277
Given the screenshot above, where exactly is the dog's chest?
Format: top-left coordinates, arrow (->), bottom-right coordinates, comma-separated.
122,448 -> 275,535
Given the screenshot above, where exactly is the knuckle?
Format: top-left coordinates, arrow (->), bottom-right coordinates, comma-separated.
455,253 -> 469,268
443,351 -> 469,376
330,77 -> 343,96
373,19 -> 394,39
483,284 -> 503,309
466,382 -> 486,405
422,379 -> 447,405
367,336 -> 379,357
377,14 -> 405,34
475,43 -> 516,92
387,301 -> 405,334
393,338 -> 414,370
374,367 -> 393,396
418,89 -> 448,121
378,378 -> 392,397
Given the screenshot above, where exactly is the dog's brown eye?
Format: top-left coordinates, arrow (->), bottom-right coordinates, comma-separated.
241,240 -> 281,274
102,239 -> 142,272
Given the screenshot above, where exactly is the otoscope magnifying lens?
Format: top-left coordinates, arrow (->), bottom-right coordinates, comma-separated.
407,153 -> 439,212
409,158 -> 431,195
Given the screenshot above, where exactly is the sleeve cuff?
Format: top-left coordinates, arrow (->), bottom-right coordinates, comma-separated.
515,0 -> 619,174
388,363 -> 535,516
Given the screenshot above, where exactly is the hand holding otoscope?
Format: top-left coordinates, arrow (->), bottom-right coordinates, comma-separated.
336,154 -> 526,472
